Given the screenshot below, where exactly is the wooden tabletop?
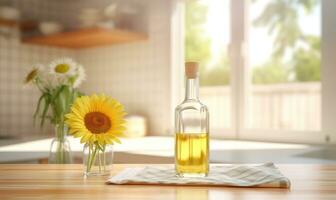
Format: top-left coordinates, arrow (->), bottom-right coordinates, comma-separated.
0,164 -> 336,200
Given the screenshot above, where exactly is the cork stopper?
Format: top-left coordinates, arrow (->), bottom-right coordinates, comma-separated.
185,62 -> 199,78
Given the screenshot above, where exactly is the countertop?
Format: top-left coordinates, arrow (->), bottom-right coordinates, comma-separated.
0,164 -> 336,199
0,137 -> 335,164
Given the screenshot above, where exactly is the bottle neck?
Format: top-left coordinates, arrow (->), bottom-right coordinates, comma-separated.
185,76 -> 199,100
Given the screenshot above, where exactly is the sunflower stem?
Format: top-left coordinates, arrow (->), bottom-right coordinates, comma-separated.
86,145 -> 92,174
98,150 -> 102,173
55,122 -> 66,164
87,144 -> 98,174
57,141 -> 61,163
103,145 -> 106,172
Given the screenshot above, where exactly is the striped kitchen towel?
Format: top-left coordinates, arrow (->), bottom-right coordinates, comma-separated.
107,162 -> 290,188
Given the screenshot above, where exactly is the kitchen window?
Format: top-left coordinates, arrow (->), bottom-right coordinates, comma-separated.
184,0 -> 234,137
172,0 -> 336,144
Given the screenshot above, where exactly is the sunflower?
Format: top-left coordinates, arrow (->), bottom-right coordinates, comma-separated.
65,94 -> 126,145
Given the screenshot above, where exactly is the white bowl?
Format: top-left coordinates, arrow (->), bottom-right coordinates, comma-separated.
97,20 -> 115,29
0,6 -> 20,20
39,21 -> 64,35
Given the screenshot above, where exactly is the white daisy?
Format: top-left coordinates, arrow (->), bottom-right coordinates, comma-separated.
24,64 -> 44,84
73,64 -> 86,88
49,57 -> 77,77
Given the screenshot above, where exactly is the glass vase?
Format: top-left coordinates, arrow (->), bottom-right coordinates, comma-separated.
83,143 -> 113,176
48,123 -> 73,164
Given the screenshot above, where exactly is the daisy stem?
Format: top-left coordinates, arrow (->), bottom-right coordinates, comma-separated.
59,142 -> 63,163
56,141 -> 60,163
55,122 -> 65,163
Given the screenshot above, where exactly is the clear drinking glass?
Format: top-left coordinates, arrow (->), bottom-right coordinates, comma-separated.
83,144 -> 113,176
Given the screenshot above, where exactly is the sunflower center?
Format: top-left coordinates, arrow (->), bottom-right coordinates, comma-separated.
84,112 -> 111,134
55,64 -> 70,74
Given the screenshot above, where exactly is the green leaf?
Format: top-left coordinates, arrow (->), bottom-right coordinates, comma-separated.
40,94 -> 51,127
77,91 -> 85,96
35,84 -> 85,126
52,85 -> 66,103
52,85 -> 67,122
63,85 -> 72,113
33,93 -> 47,125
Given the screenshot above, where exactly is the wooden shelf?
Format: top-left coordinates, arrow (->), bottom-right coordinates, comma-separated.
22,28 -> 147,49
0,18 -> 36,30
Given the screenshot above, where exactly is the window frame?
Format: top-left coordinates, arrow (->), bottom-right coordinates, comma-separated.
235,0 -> 327,144
172,0 -> 336,144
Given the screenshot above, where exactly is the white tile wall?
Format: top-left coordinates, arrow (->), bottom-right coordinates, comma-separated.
0,0 -> 173,138
78,0 -> 172,136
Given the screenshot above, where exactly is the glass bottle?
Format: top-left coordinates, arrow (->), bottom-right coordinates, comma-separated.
175,62 -> 209,177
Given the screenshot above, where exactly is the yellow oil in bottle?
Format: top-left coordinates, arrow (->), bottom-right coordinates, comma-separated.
175,133 -> 209,177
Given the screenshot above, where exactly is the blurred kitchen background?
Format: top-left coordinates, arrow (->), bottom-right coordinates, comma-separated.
0,0 -> 336,164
